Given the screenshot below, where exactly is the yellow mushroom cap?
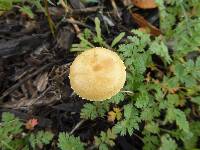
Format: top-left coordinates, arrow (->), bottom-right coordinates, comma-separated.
69,47 -> 126,101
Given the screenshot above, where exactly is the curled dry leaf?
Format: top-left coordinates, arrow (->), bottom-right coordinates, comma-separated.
131,0 -> 157,9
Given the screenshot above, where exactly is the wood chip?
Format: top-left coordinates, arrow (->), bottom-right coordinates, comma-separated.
34,72 -> 49,92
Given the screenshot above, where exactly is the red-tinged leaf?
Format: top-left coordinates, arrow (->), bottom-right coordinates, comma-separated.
25,118 -> 38,130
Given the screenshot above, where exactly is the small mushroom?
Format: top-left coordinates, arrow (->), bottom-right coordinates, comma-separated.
69,47 -> 126,101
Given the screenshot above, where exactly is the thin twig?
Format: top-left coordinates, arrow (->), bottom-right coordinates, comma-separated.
59,0 -> 80,34
60,0 -> 71,13
110,0 -> 121,19
67,6 -> 102,16
68,17 -> 81,33
133,133 -> 143,143
70,119 -> 85,134
44,0 -> 56,37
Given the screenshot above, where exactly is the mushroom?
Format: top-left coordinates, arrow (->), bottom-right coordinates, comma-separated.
69,47 -> 126,101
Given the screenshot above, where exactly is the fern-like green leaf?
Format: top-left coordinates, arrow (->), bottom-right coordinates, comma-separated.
160,134 -> 177,150
81,102 -> 109,120
58,132 -> 84,150
29,131 -> 53,149
113,104 -> 141,135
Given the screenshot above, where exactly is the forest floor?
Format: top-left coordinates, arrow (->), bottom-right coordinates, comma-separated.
0,0 -> 200,150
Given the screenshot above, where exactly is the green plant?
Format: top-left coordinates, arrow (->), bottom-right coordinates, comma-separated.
94,129 -> 117,150
70,17 -> 125,52
156,0 -> 200,57
78,27 -> 200,149
80,102 -> 109,120
29,131 -> 54,149
0,0 -> 45,19
0,112 -> 53,150
57,132 -> 85,150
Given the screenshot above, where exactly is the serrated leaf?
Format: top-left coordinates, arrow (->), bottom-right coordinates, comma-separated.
135,92 -> 150,108
145,122 -> 160,134
191,96 -> 200,105
149,37 -> 172,64
160,134 -> 177,150
81,102 -> 109,120
29,131 -> 53,149
113,104 -> 141,135
143,134 -> 160,150
174,109 -> 189,132
95,128 -> 116,150
165,108 -> 189,132
58,132 -> 84,150
109,92 -> 124,104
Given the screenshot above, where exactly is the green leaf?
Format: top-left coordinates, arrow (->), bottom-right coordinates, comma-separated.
19,6 -> 34,19
145,122 -> 160,134
143,134 -> 160,150
94,129 -> 116,150
140,104 -> 160,121
195,57 -> 200,67
1,112 -> 22,135
94,17 -> 104,45
174,63 -> 186,78
191,96 -> 200,105
81,102 -> 109,120
29,131 -> 53,149
99,143 -> 108,150
109,92 -> 124,104
113,104 -> 141,135
149,37 -> 172,64
0,112 -> 22,149
58,132 -> 84,150
165,108 -> 189,132
80,103 -> 98,120
183,121 -> 200,149
111,32 -> 125,47
135,92 -> 150,108
174,109 -> 189,132
160,134 -> 177,150
0,0 -> 12,11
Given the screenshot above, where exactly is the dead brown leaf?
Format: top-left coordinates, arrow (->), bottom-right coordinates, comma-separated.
132,13 -> 162,36
131,0 -> 157,9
